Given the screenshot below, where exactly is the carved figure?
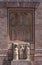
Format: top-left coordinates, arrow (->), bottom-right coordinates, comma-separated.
14,44 -> 18,60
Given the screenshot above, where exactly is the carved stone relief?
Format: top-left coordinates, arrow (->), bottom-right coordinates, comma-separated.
9,11 -> 33,42
13,43 -> 30,60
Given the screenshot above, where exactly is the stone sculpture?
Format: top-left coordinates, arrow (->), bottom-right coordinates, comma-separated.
13,44 -> 18,60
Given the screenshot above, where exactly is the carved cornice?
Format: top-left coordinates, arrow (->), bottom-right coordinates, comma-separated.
0,2 -> 39,8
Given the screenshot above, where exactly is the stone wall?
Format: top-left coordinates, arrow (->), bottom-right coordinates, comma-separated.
0,8 -> 8,65
0,2 -> 42,65
35,2 -> 42,65
0,8 -> 8,49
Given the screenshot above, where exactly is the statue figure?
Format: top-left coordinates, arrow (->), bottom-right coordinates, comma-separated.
13,44 -> 18,60
19,44 -> 24,59
26,46 -> 30,60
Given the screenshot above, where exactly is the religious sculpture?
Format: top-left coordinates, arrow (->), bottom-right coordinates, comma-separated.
26,44 -> 30,60
19,44 -> 24,59
13,42 -> 30,60
13,44 -> 18,60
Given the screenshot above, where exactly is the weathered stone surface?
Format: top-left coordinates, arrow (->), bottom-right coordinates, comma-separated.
9,11 -> 33,41
0,8 -> 8,49
35,3 -> 42,49
0,0 -> 39,2
11,60 -> 31,65
35,3 -> 42,62
0,2 -> 42,65
34,61 -> 42,65
0,56 -> 6,65
35,57 -> 42,61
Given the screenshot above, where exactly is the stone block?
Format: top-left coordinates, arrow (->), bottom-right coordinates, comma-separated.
11,60 -> 31,65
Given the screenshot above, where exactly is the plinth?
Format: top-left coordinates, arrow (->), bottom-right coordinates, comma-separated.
11,60 -> 31,65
